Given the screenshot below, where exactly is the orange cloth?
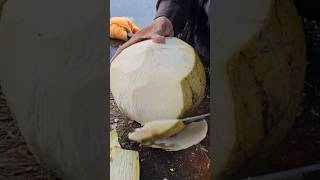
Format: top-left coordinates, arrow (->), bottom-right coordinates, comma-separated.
110,17 -> 140,42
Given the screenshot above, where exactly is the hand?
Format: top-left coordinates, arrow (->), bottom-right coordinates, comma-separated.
110,16 -> 174,62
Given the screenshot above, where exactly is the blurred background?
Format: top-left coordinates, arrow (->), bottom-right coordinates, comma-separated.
110,0 -> 157,28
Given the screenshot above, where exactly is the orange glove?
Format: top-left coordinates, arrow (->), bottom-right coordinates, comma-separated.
110,17 -> 140,42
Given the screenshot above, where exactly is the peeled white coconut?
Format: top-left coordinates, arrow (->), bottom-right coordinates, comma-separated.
110,37 -> 208,151
213,0 -> 306,179
110,37 -> 206,124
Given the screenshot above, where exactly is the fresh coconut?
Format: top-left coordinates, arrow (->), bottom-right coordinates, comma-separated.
110,37 -> 208,151
212,0 -> 306,179
110,37 -> 206,125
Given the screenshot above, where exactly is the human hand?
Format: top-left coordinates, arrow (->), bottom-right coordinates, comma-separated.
110,16 -> 174,62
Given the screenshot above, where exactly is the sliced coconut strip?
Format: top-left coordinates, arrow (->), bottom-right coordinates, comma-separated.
110,129 -> 121,148
149,121 -> 208,151
128,119 -> 186,144
110,130 -> 140,180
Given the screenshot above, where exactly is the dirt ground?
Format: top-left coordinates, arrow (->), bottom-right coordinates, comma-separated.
0,13 -> 319,180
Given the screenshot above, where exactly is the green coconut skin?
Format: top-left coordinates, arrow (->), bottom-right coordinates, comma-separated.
218,0 -> 306,179
180,54 -> 207,118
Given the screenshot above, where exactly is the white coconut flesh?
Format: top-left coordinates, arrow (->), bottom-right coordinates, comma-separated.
110,130 -> 140,180
128,119 -> 186,144
110,37 -> 206,125
110,37 -> 207,151
213,0 -> 306,179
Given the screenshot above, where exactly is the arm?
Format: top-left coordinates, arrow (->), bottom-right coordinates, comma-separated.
111,0 -> 194,62
155,0 -> 194,36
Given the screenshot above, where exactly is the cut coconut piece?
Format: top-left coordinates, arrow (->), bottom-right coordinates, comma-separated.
110,129 -> 121,148
110,130 -> 140,180
128,119 -> 186,144
110,148 -> 140,180
150,121 -> 208,151
213,0 -> 306,179
110,37 -> 206,125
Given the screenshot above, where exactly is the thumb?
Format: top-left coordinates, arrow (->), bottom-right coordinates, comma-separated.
151,34 -> 166,44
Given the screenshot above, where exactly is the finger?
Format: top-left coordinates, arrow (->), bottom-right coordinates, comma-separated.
110,34 -> 153,62
126,34 -> 153,47
151,34 -> 165,43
